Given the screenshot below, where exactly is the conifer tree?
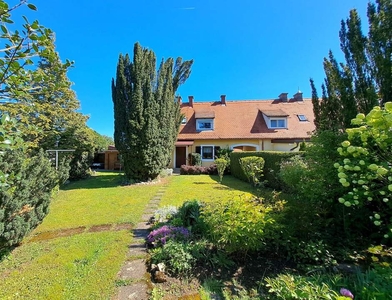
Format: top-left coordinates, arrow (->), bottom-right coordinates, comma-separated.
112,43 -> 192,181
311,0 -> 391,132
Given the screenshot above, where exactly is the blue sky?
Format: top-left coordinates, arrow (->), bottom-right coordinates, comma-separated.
17,0 -> 369,137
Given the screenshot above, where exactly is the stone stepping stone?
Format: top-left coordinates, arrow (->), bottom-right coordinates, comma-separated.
118,259 -> 146,280
128,243 -> 147,257
132,228 -> 149,239
116,282 -> 149,300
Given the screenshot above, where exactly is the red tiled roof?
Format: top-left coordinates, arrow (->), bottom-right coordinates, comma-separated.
178,99 -> 315,140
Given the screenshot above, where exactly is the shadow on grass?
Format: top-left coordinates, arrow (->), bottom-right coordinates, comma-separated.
61,172 -> 125,190
208,175 -> 260,196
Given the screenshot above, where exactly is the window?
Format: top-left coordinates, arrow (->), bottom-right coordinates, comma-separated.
270,118 -> 286,128
181,117 -> 187,124
297,114 -> 308,121
202,146 -> 213,159
195,145 -> 220,160
196,119 -> 214,131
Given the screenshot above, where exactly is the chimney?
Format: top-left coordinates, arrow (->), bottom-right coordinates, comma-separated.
279,93 -> 288,102
293,90 -> 303,101
188,95 -> 194,107
220,94 -> 226,105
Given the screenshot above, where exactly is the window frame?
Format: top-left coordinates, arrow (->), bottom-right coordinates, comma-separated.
270,118 -> 286,128
196,118 -> 214,131
195,145 -> 220,161
297,114 -> 308,121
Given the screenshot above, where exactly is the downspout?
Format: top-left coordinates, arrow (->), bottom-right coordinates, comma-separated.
290,142 -> 299,151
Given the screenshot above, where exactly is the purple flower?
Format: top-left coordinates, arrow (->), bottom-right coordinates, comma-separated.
146,225 -> 190,247
340,288 -> 354,299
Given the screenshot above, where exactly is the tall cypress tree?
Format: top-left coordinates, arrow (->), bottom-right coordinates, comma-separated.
112,43 -> 193,181
311,0 -> 392,132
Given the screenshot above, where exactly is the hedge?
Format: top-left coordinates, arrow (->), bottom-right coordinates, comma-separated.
230,151 -> 303,189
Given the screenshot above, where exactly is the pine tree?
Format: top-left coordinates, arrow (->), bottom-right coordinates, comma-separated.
112,43 -> 192,181
311,0 -> 392,131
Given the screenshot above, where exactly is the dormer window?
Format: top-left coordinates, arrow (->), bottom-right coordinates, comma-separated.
196,119 -> 214,131
261,109 -> 289,129
270,118 -> 286,128
195,110 -> 215,131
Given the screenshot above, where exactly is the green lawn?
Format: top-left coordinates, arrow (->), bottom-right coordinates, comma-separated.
0,171 -> 163,300
0,172 -> 258,299
159,174 -> 257,207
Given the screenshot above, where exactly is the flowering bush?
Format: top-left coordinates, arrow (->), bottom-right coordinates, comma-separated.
146,225 -> 190,247
335,103 -> 392,240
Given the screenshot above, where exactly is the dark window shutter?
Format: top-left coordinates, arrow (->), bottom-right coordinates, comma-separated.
214,146 -> 221,158
195,146 -> 201,154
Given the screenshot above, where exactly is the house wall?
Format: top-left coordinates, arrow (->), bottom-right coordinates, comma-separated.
171,139 -> 299,168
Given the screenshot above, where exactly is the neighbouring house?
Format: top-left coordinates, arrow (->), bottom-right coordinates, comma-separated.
170,92 -> 315,168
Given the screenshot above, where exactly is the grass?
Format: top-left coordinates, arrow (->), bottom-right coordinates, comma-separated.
159,174 -> 258,207
36,171 -> 161,232
0,171 -> 164,300
0,172 -> 262,299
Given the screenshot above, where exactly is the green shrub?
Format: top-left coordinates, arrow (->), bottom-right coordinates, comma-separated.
173,200 -> 207,236
201,196 -> 275,254
239,156 -> 265,186
265,273 -> 340,299
214,158 -> 228,183
0,149 -> 58,250
188,152 -> 201,166
69,151 -> 93,180
57,156 -> 71,185
231,151 -> 301,189
355,265 -> 392,299
149,240 -> 196,276
279,155 -> 308,193
335,104 -> 392,241
216,147 -> 232,174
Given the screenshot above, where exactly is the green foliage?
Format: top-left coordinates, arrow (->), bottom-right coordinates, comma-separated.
0,149 -> 58,250
230,151 -> 300,189
188,152 -> 202,166
0,114 -> 25,189
56,155 -> 71,185
173,200 -> 206,236
0,0 -> 56,102
239,156 -> 265,186
214,158 -> 228,183
311,0 -> 392,132
152,205 -> 178,224
290,240 -> 337,270
149,240 -> 196,276
278,155 -> 308,193
335,103 -> 392,242
68,151 -> 93,180
201,196 -> 275,254
112,43 -> 193,181
216,147 -> 232,174
354,265 -> 392,299
265,273 -> 340,299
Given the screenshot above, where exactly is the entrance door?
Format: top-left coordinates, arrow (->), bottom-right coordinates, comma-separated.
175,147 -> 186,168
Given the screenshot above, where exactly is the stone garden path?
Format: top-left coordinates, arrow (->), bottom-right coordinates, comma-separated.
113,185 -> 167,300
